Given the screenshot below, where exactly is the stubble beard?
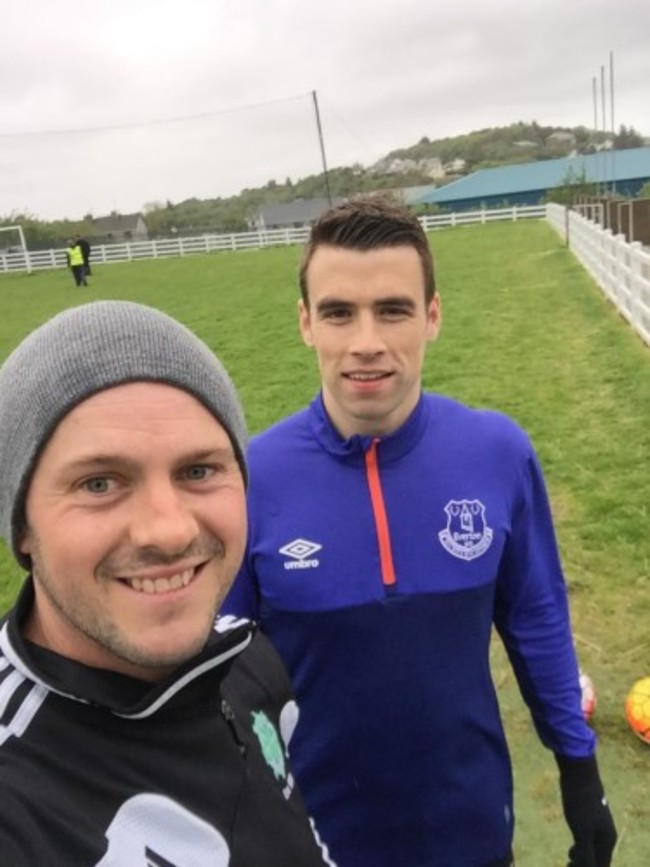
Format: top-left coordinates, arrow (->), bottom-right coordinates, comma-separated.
26,531 -> 228,678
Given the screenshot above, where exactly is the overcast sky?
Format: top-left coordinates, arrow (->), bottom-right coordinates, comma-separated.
1,0 -> 648,221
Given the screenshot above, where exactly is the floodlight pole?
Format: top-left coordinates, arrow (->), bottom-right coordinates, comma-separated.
610,50 -> 616,195
600,65 -> 608,195
312,90 -> 333,207
592,76 -> 600,197
592,76 -> 598,131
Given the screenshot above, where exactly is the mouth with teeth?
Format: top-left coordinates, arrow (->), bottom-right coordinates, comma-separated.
345,372 -> 391,381
122,567 -> 198,595
344,371 -> 392,390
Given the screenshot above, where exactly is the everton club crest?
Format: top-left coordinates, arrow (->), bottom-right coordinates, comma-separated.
438,499 -> 493,561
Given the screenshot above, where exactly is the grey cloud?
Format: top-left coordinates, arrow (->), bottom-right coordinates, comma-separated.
1,0 -> 647,219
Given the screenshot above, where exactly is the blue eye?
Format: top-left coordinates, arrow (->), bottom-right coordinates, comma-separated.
82,477 -> 111,494
183,465 -> 214,481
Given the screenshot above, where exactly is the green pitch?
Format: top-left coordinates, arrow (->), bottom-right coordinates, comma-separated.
1,220 -> 648,864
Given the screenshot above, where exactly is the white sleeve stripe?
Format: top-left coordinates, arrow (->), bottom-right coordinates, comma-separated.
0,669 -> 26,716
0,681 -> 48,745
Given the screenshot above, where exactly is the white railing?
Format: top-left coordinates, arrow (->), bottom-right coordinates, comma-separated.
546,202 -> 650,347
420,204 -> 546,230
0,205 -> 546,275
7,203 -> 645,344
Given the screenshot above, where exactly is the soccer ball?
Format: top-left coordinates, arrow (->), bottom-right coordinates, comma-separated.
625,677 -> 650,744
579,669 -> 597,723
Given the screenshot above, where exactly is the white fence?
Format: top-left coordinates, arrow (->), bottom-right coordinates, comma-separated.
420,204 -> 546,229
547,202 -> 650,346
2,201 -> 647,345
0,205 -> 546,275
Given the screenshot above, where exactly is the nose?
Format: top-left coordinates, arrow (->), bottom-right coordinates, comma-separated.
350,312 -> 385,357
128,480 -> 200,556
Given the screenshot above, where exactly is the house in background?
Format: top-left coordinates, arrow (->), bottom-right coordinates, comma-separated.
420,157 -> 446,179
89,212 -> 149,242
251,198 -> 346,231
371,155 -> 449,180
398,185 -> 438,206
545,131 -> 577,152
443,157 -> 467,175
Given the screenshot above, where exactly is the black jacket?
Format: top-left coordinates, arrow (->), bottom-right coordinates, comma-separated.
0,579 -> 334,866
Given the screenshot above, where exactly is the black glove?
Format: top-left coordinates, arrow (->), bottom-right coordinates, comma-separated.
555,754 -> 617,867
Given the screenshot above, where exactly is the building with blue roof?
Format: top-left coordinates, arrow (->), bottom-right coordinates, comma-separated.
417,147 -> 650,212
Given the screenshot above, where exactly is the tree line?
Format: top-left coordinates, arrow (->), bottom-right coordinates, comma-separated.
2,122 -> 646,248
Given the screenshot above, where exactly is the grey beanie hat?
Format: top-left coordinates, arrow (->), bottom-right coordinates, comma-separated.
0,300 -> 248,568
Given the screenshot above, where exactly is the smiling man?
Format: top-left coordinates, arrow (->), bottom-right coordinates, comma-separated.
0,301 -> 335,866
223,196 -> 617,867
20,380 -> 246,680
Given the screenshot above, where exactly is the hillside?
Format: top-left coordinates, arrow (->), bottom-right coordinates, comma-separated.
379,120 -> 644,170
143,122 -> 644,237
3,121 -> 646,246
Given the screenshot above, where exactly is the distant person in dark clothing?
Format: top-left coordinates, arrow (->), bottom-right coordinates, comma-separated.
65,240 -> 87,287
75,235 -> 92,276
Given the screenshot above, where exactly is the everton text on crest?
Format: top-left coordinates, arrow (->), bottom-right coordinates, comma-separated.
438,500 -> 493,561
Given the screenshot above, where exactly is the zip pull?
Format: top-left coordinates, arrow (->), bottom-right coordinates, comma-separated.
221,698 -> 247,756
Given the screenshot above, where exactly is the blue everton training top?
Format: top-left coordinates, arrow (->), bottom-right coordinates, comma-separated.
223,393 -> 595,867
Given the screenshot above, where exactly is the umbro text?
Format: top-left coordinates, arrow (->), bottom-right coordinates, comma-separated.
284,559 -> 320,570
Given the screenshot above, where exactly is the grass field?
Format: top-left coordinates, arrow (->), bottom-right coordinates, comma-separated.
1,220 -> 648,864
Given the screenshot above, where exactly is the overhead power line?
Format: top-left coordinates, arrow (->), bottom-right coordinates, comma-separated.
0,92 -> 312,139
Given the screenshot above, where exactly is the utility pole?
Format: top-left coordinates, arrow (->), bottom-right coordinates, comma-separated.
600,65 -> 608,195
312,90 -> 332,207
610,50 -> 616,194
592,76 -> 600,197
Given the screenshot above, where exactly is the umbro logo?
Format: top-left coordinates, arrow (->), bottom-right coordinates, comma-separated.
279,538 -> 322,570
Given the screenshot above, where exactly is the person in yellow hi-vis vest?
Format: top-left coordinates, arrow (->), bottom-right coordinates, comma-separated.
65,239 -> 88,287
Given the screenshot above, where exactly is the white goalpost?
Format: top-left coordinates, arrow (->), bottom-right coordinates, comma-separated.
0,224 -> 31,274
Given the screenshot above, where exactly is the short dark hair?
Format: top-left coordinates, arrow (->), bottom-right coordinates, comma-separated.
299,194 -> 436,306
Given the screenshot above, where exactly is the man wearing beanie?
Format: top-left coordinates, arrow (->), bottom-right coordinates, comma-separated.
0,301 -> 335,867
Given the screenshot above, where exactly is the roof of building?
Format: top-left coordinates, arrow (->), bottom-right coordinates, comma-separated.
91,213 -> 145,232
399,184 -> 438,205
258,197 -> 346,225
417,147 -> 650,204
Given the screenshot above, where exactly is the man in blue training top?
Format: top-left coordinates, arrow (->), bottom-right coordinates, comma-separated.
223,195 -> 617,867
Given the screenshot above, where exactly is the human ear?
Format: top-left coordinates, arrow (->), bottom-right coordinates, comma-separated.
426,294 -> 442,342
298,299 -> 315,348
